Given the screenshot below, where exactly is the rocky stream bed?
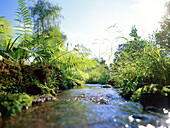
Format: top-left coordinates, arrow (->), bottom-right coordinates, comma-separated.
2,84 -> 170,128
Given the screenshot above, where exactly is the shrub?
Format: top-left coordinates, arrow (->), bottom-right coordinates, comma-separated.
0,93 -> 32,119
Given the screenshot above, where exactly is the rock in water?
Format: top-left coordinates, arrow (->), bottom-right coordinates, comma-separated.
101,85 -> 112,88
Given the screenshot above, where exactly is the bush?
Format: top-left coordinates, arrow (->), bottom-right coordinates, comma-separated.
86,63 -> 110,84
0,93 -> 32,119
110,26 -> 170,105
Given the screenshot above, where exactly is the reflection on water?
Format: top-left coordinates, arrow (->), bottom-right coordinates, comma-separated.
3,84 -> 170,128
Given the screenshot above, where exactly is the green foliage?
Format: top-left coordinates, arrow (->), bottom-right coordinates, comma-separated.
130,84 -> 170,107
15,0 -> 34,64
0,0 -> 107,120
0,18 -> 21,61
86,58 -> 110,84
129,25 -> 138,38
15,0 -> 33,43
49,25 -> 66,47
111,26 -> 170,101
72,70 -> 89,82
54,45 -> 100,88
0,93 -> 32,119
145,45 -> 170,85
53,45 -> 97,73
30,26 -> 66,65
0,36 -> 20,61
0,17 -> 14,48
98,73 -> 111,84
131,84 -> 161,101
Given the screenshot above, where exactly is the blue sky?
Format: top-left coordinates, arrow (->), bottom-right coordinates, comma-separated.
0,0 -> 168,63
0,0 -> 18,22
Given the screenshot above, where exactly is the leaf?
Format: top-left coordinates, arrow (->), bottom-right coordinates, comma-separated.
14,19 -> 21,22
0,50 -> 15,61
23,10 -> 29,15
6,37 -> 13,50
15,11 -> 21,14
18,46 -> 43,62
9,36 -> 20,50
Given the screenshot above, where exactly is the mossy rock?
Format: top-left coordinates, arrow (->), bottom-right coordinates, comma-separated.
131,84 -> 170,108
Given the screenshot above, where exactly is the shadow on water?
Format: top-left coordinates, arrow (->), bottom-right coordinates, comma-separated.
3,84 -> 170,128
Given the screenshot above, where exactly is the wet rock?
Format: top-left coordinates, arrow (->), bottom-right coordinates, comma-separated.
132,114 -> 149,121
128,114 -> 154,124
140,92 -> 170,108
32,97 -> 57,105
101,85 -> 112,88
143,106 -> 167,114
106,94 -> 113,98
107,79 -> 115,86
97,97 -> 109,104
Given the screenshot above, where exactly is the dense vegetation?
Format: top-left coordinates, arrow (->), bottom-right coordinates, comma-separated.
110,2 -> 170,107
0,0 -> 169,124
85,58 -> 111,84
110,25 -> 170,106
0,0 -> 104,120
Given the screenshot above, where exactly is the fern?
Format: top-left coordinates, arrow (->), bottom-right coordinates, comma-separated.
0,17 -> 14,48
0,36 -> 20,61
15,0 -> 34,64
15,0 -> 33,47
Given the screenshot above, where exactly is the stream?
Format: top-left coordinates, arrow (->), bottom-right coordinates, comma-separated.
2,84 -> 170,128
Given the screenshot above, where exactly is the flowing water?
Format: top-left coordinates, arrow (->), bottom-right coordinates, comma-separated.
2,84 -> 170,128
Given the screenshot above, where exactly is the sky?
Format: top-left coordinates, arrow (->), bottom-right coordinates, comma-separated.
0,0 -> 168,63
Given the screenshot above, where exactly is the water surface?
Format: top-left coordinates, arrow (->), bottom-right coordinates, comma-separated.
3,84 -> 170,128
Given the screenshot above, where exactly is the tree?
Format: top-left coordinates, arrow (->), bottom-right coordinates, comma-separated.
155,2 -> 170,51
114,25 -> 143,62
129,25 -> 138,39
29,0 -> 61,34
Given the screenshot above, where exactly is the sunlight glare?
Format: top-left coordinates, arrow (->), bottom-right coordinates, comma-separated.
130,0 -> 168,37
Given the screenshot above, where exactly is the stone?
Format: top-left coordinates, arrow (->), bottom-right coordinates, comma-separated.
101,84 -> 112,88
